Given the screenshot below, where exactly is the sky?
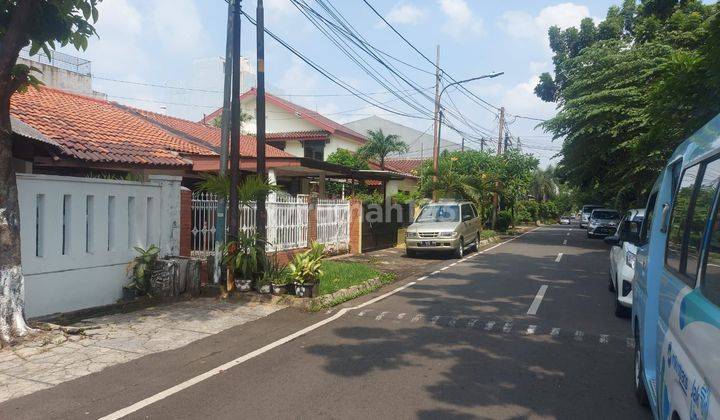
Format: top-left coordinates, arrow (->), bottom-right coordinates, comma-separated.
55,0 -> 629,167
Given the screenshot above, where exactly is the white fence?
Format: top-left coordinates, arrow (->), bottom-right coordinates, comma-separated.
17,174 -> 181,317
191,193 -> 311,255
316,199 -> 350,250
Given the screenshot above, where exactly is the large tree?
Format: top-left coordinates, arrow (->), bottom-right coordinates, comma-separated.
0,0 -> 100,345
358,128 -> 409,170
535,0 -> 720,209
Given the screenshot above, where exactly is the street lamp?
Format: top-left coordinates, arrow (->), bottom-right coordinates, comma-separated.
432,72 -> 504,179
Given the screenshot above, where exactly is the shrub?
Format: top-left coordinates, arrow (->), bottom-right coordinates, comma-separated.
288,242 -> 325,285
496,210 -> 513,232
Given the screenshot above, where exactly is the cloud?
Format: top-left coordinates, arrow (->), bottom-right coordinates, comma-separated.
386,2 -> 426,25
149,0 -> 205,54
437,0 -> 483,38
499,3 -> 592,48
502,76 -> 556,119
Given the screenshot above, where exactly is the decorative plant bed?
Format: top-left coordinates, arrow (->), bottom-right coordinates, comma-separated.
271,283 -> 289,295
294,282 -> 318,298
234,278 -> 252,292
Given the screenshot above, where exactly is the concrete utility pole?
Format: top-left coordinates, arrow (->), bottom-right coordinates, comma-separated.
214,0 -> 235,285
255,0 -> 267,248
431,45 -> 441,198
497,106 -> 505,155
228,0 -> 242,263
461,137 -> 465,151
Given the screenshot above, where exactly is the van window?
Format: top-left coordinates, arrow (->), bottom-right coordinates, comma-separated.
687,159 -> 720,277
666,164 -> 700,281
461,204 -> 473,221
702,208 -> 720,307
640,192 -> 658,245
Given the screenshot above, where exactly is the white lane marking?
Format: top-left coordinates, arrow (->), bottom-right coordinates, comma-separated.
566,232 -> 570,236
397,313 -> 406,320
484,321 -> 496,331
550,327 -> 561,337
416,276 -> 428,282
449,262 -> 457,267
411,314 -> 424,323
99,229 -> 542,420
448,318 -> 457,327
440,266 -> 449,271
527,285 -> 549,315
555,253 -> 563,263
600,334 -> 609,344
375,311 -> 389,321
526,325 -> 537,335
431,270 -> 441,275
563,239 -> 567,245
467,319 -> 479,328
358,310 -> 368,317
503,322 -> 513,333
431,315 -> 441,324
574,330 -> 584,341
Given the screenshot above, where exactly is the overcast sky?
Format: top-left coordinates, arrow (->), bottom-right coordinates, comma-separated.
57,0 -> 632,167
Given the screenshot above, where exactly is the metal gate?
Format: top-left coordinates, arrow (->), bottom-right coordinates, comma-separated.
317,199 -> 350,250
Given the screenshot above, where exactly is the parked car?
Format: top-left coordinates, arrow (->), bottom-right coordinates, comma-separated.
633,114 -> 720,418
586,208 -> 621,238
604,208 -> 645,317
405,200 -> 481,258
559,215 -> 572,225
580,204 -> 603,228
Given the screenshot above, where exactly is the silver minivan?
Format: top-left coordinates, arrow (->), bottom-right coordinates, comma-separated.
405,201 -> 481,258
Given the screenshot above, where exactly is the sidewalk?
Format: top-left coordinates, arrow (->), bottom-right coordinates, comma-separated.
0,299 -> 282,403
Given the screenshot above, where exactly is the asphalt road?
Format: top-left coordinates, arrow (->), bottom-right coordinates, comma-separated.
1,226 -> 651,419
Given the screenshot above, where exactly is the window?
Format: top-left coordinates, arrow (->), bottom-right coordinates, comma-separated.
666,158 -> 720,285
702,206 -> 720,306
303,142 -> 324,160
640,192 -> 658,245
461,204 -> 473,221
470,204 -> 479,218
416,205 -> 459,223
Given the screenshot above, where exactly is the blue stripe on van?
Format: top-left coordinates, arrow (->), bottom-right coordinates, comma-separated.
679,290 -> 720,330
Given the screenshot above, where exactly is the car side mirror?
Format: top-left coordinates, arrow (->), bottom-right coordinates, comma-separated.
619,220 -> 641,245
604,235 -> 620,246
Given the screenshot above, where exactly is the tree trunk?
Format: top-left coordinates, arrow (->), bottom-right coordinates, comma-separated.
0,128 -> 31,345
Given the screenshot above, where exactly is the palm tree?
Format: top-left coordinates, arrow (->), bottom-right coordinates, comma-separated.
531,166 -> 559,202
358,129 -> 409,169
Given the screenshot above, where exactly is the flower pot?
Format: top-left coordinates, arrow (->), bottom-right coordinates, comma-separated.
258,284 -> 271,294
271,284 -> 288,295
294,282 -> 317,298
122,287 -> 138,300
234,278 -> 252,292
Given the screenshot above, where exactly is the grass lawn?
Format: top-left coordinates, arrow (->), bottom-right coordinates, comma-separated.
319,260 -> 379,295
480,229 -> 497,240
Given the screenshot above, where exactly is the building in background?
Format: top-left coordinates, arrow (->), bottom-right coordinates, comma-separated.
17,48 -> 106,99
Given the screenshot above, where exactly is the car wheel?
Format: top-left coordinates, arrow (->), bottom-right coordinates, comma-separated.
473,233 -> 480,251
608,270 -> 616,292
455,238 -> 464,258
634,333 -> 650,407
615,298 -> 630,318
407,249 -> 417,258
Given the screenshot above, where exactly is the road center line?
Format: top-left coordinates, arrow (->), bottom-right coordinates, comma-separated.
100,229 -> 541,419
527,285 -> 549,315
563,239 -> 567,245
555,252 -> 563,263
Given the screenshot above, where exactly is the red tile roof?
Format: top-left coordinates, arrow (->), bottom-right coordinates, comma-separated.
202,88 -> 367,143
384,158 -> 427,176
267,130 -> 329,141
10,87 -> 208,167
130,107 -> 294,158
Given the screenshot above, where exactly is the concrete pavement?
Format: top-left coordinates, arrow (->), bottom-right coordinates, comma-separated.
0,226 -> 650,419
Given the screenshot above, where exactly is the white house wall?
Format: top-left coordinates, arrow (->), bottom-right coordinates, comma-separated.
386,178 -> 419,198
324,135 -> 361,160
17,174 -> 181,317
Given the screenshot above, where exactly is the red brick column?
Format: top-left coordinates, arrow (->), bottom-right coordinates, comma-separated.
349,199 -> 362,254
179,187 -> 192,257
308,196 -> 318,245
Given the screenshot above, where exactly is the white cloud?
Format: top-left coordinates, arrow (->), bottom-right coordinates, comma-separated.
502,76 -> 555,118
149,0 -> 205,54
499,3 -> 592,50
438,0 -> 483,38
386,2 -> 426,25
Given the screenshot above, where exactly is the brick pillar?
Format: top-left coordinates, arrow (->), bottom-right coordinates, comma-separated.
308,196 -> 318,245
349,199 -> 362,254
179,187 -> 192,257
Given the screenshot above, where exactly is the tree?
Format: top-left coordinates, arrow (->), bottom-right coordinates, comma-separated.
326,149 -> 369,170
209,110 -> 253,129
358,129 -> 409,169
531,166 -> 559,202
0,0 -> 100,345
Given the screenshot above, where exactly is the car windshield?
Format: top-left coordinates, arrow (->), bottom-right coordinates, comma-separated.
592,211 -> 619,219
416,205 -> 460,223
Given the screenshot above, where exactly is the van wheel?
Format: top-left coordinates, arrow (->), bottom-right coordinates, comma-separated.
615,299 -> 630,318
473,233 -> 480,251
455,239 -> 464,258
634,333 -> 650,407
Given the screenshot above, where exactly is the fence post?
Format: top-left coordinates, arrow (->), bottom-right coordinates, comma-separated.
149,175 -> 182,256
308,196 -> 318,245
180,187 -> 192,257
349,199 -> 362,254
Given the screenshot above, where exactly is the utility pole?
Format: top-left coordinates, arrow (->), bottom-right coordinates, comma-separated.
480,137 -> 485,152
255,0 -> 267,249
461,137 -> 465,151
431,45 -> 441,200
227,0 -> 242,291
213,0 -> 234,285
503,133 -> 509,154
492,106 -> 505,229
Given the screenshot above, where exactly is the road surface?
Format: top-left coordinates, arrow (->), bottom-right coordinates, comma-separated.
0,226 -> 650,419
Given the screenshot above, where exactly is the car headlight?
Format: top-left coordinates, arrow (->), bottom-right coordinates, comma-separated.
589,221 -> 598,227
406,231 -> 418,238
626,251 -> 636,269
439,231 -> 457,238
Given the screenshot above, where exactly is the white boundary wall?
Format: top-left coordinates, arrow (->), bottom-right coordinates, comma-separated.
17,174 -> 181,317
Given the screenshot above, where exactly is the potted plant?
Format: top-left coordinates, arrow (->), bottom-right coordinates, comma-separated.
124,245 -> 160,299
288,242 -> 325,298
222,232 -> 259,292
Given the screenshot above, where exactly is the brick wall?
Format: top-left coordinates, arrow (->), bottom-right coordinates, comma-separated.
349,199 -> 362,254
179,187 -> 191,257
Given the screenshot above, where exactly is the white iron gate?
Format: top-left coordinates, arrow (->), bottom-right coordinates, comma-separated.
191,192 -> 309,256
316,199 -> 350,250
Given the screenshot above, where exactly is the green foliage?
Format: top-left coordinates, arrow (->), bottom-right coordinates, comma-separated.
391,190 -> 418,204
351,190 -> 384,204
288,242 -> 325,285
319,261 -> 379,295
126,245 -> 160,295
197,174 -> 279,204
326,149 -> 369,170
358,129 -> 409,169
258,253 -> 287,286
208,111 -> 253,128
222,232 -> 262,280
496,210 -> 512,232
536,0 -> 720,209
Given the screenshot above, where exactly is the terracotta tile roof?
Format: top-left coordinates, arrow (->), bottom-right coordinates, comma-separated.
132,107 -> 296,158
10,87 -> 208,166
384,158 -> 427,176
267,130 -> 330,141
202,88 -> 367,143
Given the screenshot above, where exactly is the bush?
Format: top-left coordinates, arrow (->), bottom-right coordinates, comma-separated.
496,210 -> 512,232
